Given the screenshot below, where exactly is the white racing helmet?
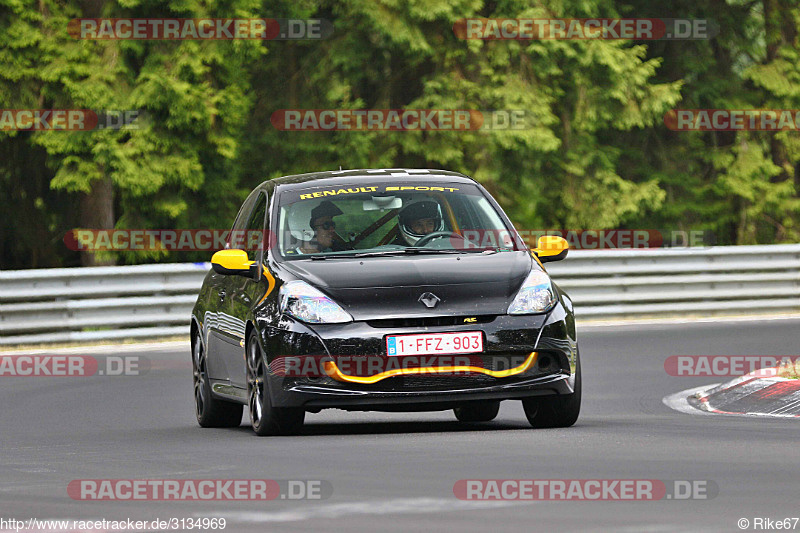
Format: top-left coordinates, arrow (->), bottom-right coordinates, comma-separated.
398,200 -> 445,245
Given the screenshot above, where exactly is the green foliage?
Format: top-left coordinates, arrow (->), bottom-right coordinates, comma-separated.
1,0 -> 799,268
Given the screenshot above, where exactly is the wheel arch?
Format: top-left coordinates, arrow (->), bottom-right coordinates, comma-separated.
190,316 -> 203,348
245,320 -> 259,353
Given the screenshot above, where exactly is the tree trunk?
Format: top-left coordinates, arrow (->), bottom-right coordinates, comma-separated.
79,177 -> 116,266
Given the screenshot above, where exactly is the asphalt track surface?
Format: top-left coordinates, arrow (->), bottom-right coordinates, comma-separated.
2,318 -> 799,532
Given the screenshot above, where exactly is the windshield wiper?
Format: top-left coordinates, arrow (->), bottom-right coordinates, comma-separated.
353,247 -> 503,258
352,248 -> 448,258
306,247 -> 505,260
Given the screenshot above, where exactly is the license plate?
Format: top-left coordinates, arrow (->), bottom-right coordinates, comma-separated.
386,331 -> 483,357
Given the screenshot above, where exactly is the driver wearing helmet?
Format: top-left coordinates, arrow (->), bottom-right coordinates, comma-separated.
395,200 -> 445,246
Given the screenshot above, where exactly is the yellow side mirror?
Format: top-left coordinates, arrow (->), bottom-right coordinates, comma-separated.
211,249 -> 256,277
532,236 -> 569,263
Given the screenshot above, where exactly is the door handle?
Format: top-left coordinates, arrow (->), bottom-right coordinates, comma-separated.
218,290 -> 227,300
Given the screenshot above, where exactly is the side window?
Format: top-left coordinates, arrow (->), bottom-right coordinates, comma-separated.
448,195 -> 479,230
244,193 -> 268,262
227,192 -> 257,249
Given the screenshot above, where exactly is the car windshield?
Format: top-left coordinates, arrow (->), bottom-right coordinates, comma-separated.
275,182 -> 519,259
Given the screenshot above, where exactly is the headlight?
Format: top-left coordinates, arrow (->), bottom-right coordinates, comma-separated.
279,280 -> 352,324
507,270 -> 557,314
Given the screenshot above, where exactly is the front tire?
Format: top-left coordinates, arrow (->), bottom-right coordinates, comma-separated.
522,354 -> 581,428
192,332 -> 243,428
454,400 -> 500,422
246,332 -> 305,436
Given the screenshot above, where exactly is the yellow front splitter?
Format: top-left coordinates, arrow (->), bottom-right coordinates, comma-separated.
322,352 -> 538,384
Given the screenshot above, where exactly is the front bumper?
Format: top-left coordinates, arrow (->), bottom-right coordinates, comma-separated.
285,373 -> 572,411
259,302 -> 578,409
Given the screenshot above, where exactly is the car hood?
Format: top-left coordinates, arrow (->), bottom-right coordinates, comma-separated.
277,251 -> 534,320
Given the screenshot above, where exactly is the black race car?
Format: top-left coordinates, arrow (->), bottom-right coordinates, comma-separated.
191,169 -> 580,435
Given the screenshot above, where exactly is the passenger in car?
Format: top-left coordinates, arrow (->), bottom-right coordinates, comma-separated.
295,200 -> 350,254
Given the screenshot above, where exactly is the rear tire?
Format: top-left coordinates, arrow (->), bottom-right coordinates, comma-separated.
522,354 -> 581,428
247,332 -> 305,436
192,332 -> 243,428
454,400 -> 500,422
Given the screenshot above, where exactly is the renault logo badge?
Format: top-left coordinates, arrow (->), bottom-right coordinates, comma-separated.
418,292 -> 441,308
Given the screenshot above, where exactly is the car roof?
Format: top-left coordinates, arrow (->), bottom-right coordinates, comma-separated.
259,168 -> 476,192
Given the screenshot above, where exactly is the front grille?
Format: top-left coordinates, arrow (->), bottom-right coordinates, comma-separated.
367,315 -> 496,328
329,352 -> 539,391
375,374 -> 497,391
401,374 -> 496,389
